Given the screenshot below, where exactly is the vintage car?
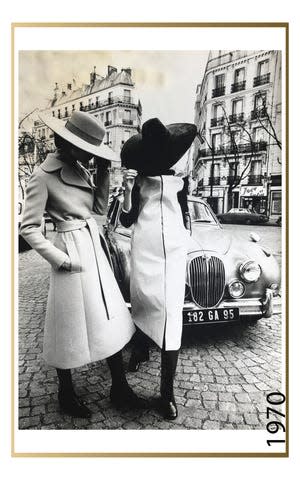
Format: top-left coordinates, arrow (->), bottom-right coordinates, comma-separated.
217,208 -> 269,225
103,195 -> 281,327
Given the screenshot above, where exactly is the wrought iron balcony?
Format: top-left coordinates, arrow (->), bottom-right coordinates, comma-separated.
197,141 -> 267,158
79,96 -> 137,113
122,119 -> 133,125
208,176 -> 220,185
231,80 -> 246,93
251,108 -> 268,120
248,174 -> 263,185
212,86 -> 225,98
228,112 -> 244,123
253,73 -> 270,87
211,116 -> 224,127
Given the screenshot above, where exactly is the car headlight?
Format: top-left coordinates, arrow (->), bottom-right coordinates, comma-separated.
239,261 -> 261,283
228,280 -> 245,298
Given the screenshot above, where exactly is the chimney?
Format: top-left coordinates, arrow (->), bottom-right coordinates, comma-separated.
108,65 -> 117,76
122,68 -> 132,76
90,66 -> 97,85
54,82 -> 59,100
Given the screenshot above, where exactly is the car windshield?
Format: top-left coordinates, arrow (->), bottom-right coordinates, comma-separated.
188,200 -> 216,223
109,196 -> 217,230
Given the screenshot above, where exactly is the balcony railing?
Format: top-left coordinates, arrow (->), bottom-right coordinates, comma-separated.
79,96 -> 137,112
104,120 -> 112,126
197,141 -> 267,158
122,119 -> 133,125
251,108 -> 268,120
212,86 -> 225,98
253,73 -> 270,87
229,112 -> 244,123
208,176 -> 220,185
248,174 -> 263,185
231,80 -> 246,93
211,116 -> 224,127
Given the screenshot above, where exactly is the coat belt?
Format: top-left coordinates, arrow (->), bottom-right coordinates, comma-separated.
55,217 -> 111,320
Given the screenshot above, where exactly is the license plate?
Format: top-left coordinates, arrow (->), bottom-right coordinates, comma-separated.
183,307 -> 239,325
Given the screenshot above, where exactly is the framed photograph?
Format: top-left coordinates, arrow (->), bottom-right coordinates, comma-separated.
13,22 -> 288,457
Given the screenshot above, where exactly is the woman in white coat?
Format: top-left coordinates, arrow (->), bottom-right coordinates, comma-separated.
21,111 -> 145,418
120,118 -> 197,419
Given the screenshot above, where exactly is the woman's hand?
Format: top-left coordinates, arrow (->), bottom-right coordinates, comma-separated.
59,258 -> 72,271
123,169 -> 138,192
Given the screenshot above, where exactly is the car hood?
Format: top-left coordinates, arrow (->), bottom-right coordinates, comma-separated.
188,224 -> 232,255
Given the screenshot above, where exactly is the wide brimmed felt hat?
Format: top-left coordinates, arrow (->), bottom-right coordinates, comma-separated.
121,117 -> 197,172
39,111 -> 116,162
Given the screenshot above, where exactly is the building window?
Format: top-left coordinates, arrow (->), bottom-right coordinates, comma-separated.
58,109 -> 61,119
271,191 -> 281,215
230,99 -> 244,123
72,104 -> 75,112
211,133 -> 222,153
100,113 -> 104,123
212,74 -> 225,98
108,92 -> 113,104
80,102 -> 83,111
64,106 -> 68,118
52,111 -> 55,117
123,109 -> 132,125
251,92 -> 268,120
254,59 -> 270,86
105,111 -> 112,126
211,104 -> 224,126
106,131 -> 110,145
124,89 -> 131,102
96,96 -> 99,107
231,68 -> 246,93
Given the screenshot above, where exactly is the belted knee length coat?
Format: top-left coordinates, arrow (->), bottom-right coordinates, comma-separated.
21,152 -> 135,369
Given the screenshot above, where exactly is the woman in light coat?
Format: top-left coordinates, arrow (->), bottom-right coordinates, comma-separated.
21,111 -> 145,418
120,118 -> 196,420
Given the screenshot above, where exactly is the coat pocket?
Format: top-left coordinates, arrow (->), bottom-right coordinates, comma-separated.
63,232 -> 82,273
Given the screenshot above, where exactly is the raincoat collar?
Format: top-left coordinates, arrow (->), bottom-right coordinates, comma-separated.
40,152 -> 92,189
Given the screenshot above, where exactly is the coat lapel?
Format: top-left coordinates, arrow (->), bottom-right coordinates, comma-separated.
40,153 -> 92,189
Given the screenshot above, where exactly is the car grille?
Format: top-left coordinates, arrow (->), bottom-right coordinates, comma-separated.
188,255 -> 225,308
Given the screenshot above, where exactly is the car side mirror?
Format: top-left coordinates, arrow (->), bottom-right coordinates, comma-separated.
249,232 -> 261,243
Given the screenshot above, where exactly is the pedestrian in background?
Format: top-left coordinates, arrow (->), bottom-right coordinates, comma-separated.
21,111 -> 145,418
120,117 -> 196,419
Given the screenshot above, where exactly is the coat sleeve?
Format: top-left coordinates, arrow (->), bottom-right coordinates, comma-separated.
93,162 -> 110,215
20,171 -> 70,269
119,183 -> 140,228
177,176 -> 190,229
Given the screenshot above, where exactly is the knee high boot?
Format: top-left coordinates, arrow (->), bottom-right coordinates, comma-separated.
128,328 -> 150,372
160,349 -> 179,420
56,368 -> 91,418
107,350 -> 147,409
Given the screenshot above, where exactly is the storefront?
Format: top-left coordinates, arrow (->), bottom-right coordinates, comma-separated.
239,185 -> 268,215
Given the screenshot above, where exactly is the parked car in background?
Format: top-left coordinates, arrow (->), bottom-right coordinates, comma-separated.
217,208 -> 269,225
103,195 -> 281,327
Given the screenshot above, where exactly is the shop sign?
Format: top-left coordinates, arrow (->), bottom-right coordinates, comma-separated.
240,185 -> 266,197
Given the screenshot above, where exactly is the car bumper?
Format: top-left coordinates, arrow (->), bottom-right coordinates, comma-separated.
183,288 -> 281,319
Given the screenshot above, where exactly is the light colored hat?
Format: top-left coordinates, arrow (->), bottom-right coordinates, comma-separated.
39,111 -> 116,161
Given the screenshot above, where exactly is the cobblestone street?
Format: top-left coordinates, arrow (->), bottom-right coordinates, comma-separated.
18,224 -> 283,431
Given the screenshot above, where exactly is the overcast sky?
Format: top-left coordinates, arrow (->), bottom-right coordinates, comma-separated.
19,50 -> 209,127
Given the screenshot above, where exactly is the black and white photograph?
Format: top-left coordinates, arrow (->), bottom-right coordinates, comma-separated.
13,24 -> 287,456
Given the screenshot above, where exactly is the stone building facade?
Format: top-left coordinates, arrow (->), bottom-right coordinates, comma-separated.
33,65 -> 142,188
193,50 -> 282,220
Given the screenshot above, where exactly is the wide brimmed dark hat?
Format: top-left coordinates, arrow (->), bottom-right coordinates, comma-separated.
121,118 -> 197,172
39,111 -> 116,162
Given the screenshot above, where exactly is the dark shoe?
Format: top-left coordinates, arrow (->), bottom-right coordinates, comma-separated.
160,397 -> 178,420
58,389 -> 92,418
128,352 -> 149,372
110,385 -> 148,409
